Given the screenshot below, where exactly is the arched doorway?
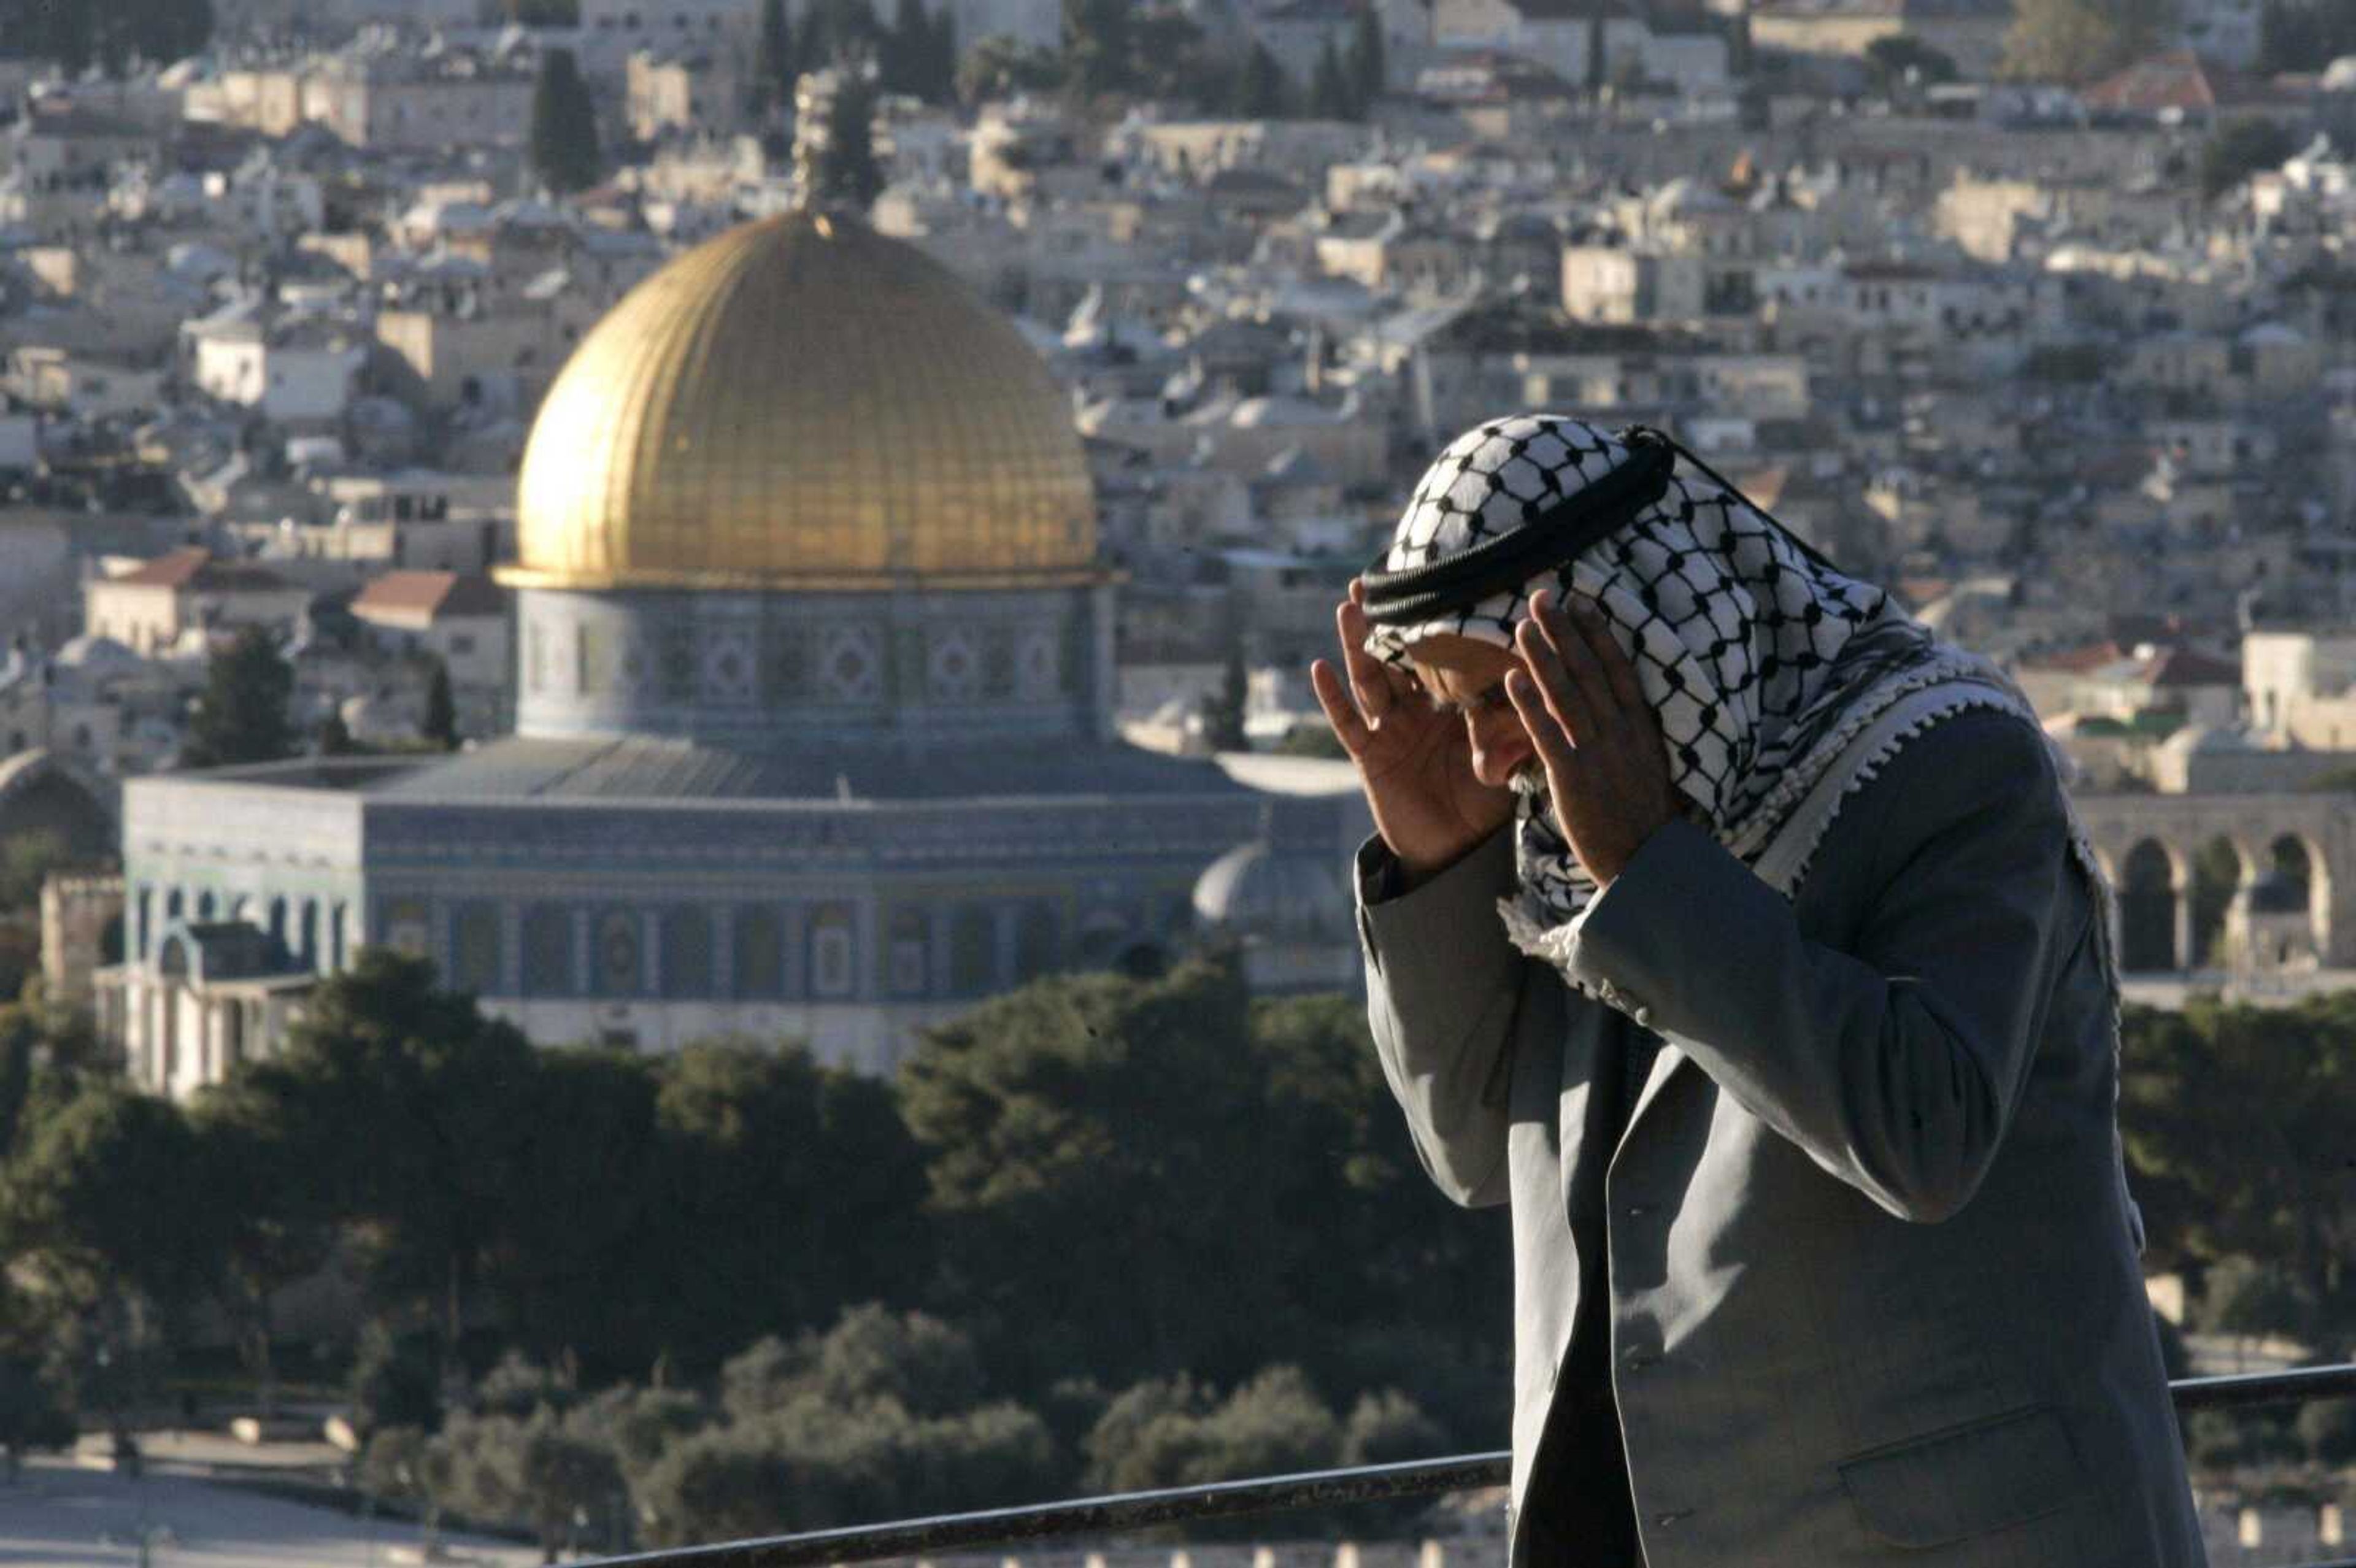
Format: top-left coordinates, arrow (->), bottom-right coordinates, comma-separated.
2262,833 -> 2327,969
2120,839 -> 2179,972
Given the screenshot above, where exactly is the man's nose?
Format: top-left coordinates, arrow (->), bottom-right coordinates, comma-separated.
1469,712 -> 1533,786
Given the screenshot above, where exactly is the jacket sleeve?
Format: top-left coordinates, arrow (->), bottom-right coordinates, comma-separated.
1565,709 -> 2084,1225
1355,824 -> 1526,1209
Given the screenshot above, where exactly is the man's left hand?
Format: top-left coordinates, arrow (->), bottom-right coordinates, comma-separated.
1505,586 -> 1684,888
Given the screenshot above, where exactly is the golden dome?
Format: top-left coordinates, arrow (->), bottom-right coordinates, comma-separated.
500,210 -> 1099,593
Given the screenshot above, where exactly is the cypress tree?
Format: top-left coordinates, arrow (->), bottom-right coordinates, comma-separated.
804,71 -> 883,212
1346,6 -> 1386,110
1311,36 -> 1355,119
752,0 -> 796,116
884,0 -> 928,94
318,709 -> 359,758
423,664 -> 458,751
1236,42 -> 1290,120
929,9 -> 960,102
1201,645 -> 1251,751
1063,0 -> 1135,98
529,47 -> 601,195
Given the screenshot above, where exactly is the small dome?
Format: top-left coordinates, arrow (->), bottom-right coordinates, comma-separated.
2157,722 -> 2254,759
55,634 -> 140,675
1193,835 -> 1351,945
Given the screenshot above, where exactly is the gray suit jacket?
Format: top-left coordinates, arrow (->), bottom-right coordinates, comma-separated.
1355,708 -> 2208,1567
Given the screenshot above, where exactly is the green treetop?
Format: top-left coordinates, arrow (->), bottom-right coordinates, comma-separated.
529,47 -> 602,196
180,625 -> 296,771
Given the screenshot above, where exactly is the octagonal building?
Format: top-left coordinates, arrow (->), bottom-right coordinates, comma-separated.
98,212 -> 1366,1093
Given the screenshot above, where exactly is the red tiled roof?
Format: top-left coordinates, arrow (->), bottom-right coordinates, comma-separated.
350,571 -> 504,621
2022,639 -> 2126,674
2139,645 -> 2241,688
2082,49 -> 2216,114
108,547 -> 211,588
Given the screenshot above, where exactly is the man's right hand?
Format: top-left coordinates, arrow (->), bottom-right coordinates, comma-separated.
1309,578 -> 1516,885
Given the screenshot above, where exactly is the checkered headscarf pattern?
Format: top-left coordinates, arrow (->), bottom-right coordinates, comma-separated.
1363,413 -> 1944,949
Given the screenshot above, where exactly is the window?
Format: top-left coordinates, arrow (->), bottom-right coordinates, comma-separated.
448,634 -> 476,655
382,897 -> 429,959
809,905 -> 855,999
734,905 -> 784,998
949,905 -> 995,994
523,905 -> 575,994
595,909 -> 642,996
452,903 -> 501,994
660,907 -> 715,998
1076,913 -> 1130,970
887,910 -> 928,997
1014,903 -> 1058,981
299,900 -> 319,969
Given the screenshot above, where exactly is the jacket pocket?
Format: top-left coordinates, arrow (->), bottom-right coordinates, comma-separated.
1836,1402 -> 2087,1550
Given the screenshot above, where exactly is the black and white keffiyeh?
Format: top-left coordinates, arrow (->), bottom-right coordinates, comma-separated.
1363,414 -> 1963,966
1360,413 -> 2154,1256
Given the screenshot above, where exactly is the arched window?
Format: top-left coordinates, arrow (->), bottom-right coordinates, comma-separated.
1013,903 -> 1058,982
595,909 -> 642,996
196,890 -> 217,920
809,905 -> 855,999
452,903 -> 501,994
887,910 -> 928,997
661,907 -> 715,998
136,886 -> 153,959
382,897 -> 430,960
523,905 -> 575,995
948,905 -> 995,995
331,902 -> 348,969
734,905 -> 784,998
299,900 -> 319,969
268,896 -> 287,950
167,888 -> 183,922
1075,912 -> 1129,970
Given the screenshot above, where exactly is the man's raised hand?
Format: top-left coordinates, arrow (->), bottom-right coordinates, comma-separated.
1505,586 -> 1681,888
1309,578 -> 1515,882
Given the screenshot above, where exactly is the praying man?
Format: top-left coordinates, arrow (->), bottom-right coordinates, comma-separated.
1310,415 -> 2208,1568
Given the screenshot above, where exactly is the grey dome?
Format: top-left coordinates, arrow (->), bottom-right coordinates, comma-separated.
1192,836 -> 1352,945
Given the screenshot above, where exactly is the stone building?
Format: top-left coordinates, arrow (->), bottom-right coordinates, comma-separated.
95,211 -> 1367,1097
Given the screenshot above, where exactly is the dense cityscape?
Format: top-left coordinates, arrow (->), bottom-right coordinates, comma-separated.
1,0 -> 2354,1561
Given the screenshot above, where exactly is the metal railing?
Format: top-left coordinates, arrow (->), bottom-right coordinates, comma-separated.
578,1364 -> 2356,1568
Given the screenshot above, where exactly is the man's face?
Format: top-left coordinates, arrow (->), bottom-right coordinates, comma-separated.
1404,633 -> 1547,794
